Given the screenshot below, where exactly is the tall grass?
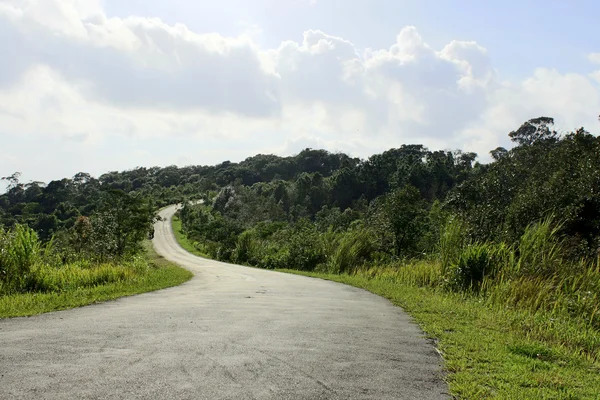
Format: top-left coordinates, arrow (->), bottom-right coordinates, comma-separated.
0,225 -> 41,293
345,215 -> 600,359
439,216 -> 468,276
484,259 -> 600,329
31,263 -> 133,292
435,216 -> 600,335
476,219 -> 600,329
325,229 -> 374,274
359,261 -> 442,288
511,216 -> 565,278
0,224 -> 149,296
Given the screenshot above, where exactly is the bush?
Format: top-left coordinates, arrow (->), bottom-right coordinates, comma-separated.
255,244 -> 290,270
446,243 -> 496,291
279,221 -> 326,271
232,231 -> 256,265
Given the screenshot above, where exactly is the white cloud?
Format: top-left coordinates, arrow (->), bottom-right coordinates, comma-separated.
0,0 -> 599,187
0,0 -> 280,116
588,53 -> 600,65
461,68 -> 600,155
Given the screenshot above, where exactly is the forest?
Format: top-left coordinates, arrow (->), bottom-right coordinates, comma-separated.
1,116 -> 599,351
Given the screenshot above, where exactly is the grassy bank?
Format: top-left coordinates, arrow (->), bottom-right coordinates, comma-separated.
171,216 -> 600,399
172,215 -> 209,258
0,241 -> 192,318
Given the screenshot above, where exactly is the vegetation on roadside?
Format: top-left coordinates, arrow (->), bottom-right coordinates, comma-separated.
172,216 -> 209,258
0,187 -> 192,317
0,242 -> 192,318
0,226 -> 192,318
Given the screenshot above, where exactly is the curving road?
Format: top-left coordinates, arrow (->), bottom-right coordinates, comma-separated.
0,205 -> 448,399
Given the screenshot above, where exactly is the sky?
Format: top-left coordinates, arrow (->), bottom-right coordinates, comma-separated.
1,0 -> 599,190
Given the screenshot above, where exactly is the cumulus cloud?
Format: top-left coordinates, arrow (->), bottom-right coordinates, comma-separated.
461,68 -> 600,155
0,0 -> 598,187
276,30 -> 360,104
0,0 -> 280,116
363,27 -> 493,137
271,26 -> 497,143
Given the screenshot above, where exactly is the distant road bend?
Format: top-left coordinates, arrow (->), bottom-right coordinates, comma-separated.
0,205 -> 448,399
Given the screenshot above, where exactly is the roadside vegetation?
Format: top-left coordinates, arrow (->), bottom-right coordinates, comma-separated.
0,239 -> 192,318
0,190 -> 192,318
172,215 -> 209,258
2,116 -> 599,397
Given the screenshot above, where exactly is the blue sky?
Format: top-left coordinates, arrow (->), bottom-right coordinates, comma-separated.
0,0 -> 599,190
103,0 -> 600,78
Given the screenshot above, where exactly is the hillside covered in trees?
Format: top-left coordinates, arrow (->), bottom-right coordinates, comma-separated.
2,117 -> 599,260
1,117 -> 599,323
5,117 -> 598,256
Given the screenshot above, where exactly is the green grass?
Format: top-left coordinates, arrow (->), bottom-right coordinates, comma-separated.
277,268 -> 600,399
172,216 -> 209,258
0,241 -> 193,318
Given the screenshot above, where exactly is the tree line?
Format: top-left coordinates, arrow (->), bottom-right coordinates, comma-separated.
177,117 -> 600,262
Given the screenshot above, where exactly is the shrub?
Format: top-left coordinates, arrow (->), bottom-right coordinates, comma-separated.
284,222 -> 326,271
446,243 -> 496,291
232,231 -> 256,265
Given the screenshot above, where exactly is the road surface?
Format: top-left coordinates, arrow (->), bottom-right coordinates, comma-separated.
0,205 -> 448,399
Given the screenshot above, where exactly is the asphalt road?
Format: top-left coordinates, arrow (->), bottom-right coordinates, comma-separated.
0,205 -> 448,399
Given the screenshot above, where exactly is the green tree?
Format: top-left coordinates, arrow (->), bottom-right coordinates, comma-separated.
90,190 -> 155,258
369,185 -> 429,258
